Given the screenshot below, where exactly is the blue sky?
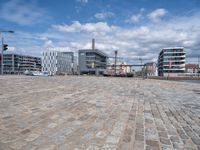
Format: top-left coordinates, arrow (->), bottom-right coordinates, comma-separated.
0,0 -> 200,63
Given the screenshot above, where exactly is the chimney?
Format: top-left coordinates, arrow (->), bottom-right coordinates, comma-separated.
92,38 -> 95,50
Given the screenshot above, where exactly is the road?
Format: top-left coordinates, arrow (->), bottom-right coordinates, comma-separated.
0,76 -> 199,150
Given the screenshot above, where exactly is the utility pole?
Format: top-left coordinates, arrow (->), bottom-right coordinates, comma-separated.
139,58 -> 143,78
18,63 -> 20,75
1,36 -> 4,75
198,56 -> 200,77
114,50 -> 117,75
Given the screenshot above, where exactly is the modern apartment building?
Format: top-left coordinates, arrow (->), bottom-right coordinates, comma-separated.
78,49 -> 108,75
42,51 -> 74,75
0,53 -> 41,74
158,47 -> 185,76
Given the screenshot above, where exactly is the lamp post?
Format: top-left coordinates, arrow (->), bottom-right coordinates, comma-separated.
18,63 -> 20,75
114,50 -> 117,76
198,56 -> 200,77
0,30 -> 14,75
139,57 -> 143,78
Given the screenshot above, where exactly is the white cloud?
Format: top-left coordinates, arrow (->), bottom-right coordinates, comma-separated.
44,40 -> 54,49
126,8 -> 145,23
7,46 -> 16,52
52,21 -> 82,32
148,8 -> 167,22
130,14 -> 142,23
5,11 -> 200,63
76,0 -> 88,3
0,0 -> 48,25
95,12 -> 114,20
52,21 -> 114,33
115,26 -> 150,40
83,22 -> 112,32
47,47 -> 71,52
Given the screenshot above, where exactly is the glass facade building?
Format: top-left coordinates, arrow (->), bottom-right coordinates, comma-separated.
42,51 -> 74,75
0,53 -> 41,74
78,49 -> 108,75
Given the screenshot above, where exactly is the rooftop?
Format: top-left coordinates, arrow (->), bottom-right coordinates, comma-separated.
79,49 -> 108,57
185,64 -> 199,69
1,52 -> 41,58
162,47 -> 184,50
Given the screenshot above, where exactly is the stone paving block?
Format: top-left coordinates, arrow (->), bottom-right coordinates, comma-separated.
21,144 -> 37,150
0,142 -> 11,150
32,136 -> 48,146
158,132 -> 168,138
160,145 -> 172,150
0,76 -> 200,150
101,144 -> 118,150
160,138 -> 171,145
47,123 -> 58,128
106,136 -> 120,144
172,142 -> 184,149
146,145 -> 160,150
133,141 -> 144,150
96,131 -> 107,139
145,128 -> 159,141
37,144 -> 56,150
170,135 -> 181,143
191,138 -> 200,145
135,133 -> 144,141
146,140 -> 160,147
25,133 -> 41,142
86,145 -> 100,150
9,140 -> 27,150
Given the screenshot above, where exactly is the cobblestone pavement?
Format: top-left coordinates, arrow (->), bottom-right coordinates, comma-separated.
0,76 -> 199,150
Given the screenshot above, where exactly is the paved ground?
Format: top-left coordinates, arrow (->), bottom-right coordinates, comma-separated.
0,76 -> 200,150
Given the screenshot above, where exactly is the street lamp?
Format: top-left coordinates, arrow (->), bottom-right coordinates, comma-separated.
17,63 -> 20,75
114,50 -> 117,75
0,30 -> 14,75
139,57 -> 143,78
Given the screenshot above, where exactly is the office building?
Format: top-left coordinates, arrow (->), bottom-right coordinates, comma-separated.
78,39 -> 108,75
78,49 -> 108,75
158,47 -> 185,77
42,51 -> 74,75
0,53 -> 41,74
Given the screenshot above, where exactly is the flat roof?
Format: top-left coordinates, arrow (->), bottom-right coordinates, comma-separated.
78,49 -> 108,57
162,47 -> 184,50
159,47 -> 185,55
1,52 -> 41,59
43,51 -> 74,54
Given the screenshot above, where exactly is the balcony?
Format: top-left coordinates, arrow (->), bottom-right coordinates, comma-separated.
164,55 -> 185,58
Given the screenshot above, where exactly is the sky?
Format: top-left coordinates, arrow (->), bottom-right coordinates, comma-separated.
0,0 -> 200,64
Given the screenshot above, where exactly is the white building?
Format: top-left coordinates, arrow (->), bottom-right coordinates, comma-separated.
144,62 -> 158,77
42,51 -> 74,75
105,61 -> 132,76
158,47 -> 185,77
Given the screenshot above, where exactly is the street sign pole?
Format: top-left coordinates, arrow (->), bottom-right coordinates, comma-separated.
0,30 -> 14,75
